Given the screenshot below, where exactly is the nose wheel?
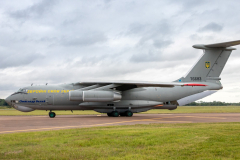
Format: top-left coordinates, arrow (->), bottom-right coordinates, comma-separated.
49,112 -> 56,118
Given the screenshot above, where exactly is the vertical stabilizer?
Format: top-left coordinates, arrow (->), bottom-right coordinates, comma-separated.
178,40 -> 240,82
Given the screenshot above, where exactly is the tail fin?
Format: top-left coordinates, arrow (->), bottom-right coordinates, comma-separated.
178,40 -> 240,82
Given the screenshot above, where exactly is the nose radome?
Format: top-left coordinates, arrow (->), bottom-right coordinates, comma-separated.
5,96 -> 11,105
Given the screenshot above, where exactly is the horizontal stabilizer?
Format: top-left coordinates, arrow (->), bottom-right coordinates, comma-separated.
193,40 -> 240,50
205,40 -> 240,48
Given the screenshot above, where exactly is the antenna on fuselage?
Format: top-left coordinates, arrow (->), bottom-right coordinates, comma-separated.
31,83 -> 33,86
46,83 -> 48,85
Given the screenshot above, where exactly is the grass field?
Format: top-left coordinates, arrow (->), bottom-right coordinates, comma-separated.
0,106 -> 240,116
0,123 -> 240,159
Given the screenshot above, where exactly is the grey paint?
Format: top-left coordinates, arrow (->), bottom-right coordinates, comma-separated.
183,49 -> 231,82
4,40 -> 240,116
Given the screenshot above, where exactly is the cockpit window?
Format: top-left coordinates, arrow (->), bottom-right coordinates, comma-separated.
18,88 -> 28,93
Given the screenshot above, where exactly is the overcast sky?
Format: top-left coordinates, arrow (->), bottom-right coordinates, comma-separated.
0,0 -> 240,102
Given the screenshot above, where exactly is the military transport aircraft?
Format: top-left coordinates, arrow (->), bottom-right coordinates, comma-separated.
5,40 -> 240,118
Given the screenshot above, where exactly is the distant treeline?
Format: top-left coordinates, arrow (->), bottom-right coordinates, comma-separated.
0,99 -> 9,107
185,101 -> 240,106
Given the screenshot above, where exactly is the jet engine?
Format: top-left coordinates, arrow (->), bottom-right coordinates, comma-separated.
69,90 -> 122,102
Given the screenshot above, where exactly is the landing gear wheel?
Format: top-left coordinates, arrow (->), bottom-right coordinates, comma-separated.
107,113 -> 112,117
125,111 -> 133,117
49,112 -> 56,118
112,111 -> 119,117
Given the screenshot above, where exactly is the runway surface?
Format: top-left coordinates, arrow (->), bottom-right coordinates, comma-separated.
1,113 -> 240,134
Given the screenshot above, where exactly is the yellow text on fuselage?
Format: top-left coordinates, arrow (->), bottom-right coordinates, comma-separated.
27,90 -> 73,93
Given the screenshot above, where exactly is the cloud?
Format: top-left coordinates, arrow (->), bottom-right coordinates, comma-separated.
60,31 -> 108,46
130,40 -> 173,63
127,21 -> 174,63
176,0 -> 207,9
9,0 -> 56,19
153,40 -> 172,49
136,21 -> 173,46
0,0 -> 240,102
0,53 -> 45,68
130,50 -> 162,63
198,22 -> 223,32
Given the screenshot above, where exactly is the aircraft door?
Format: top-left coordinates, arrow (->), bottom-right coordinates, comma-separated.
46,95 -> 54,105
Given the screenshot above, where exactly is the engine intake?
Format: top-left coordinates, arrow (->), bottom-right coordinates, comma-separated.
69,90 -> 122,102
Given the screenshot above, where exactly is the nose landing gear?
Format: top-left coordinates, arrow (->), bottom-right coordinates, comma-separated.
49,112 -> 56,118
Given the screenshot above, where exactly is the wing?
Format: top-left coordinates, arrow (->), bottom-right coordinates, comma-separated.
74,80 -> 207,91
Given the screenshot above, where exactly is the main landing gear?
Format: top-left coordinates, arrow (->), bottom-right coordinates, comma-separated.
107,111 -> 133,117
49,111 -> 56,118
125,110 -> 133,117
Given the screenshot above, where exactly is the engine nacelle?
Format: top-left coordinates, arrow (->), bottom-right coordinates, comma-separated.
69,90 -> 122,102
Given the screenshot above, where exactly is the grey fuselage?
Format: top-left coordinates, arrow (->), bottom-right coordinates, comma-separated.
5,81 -> 222,113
